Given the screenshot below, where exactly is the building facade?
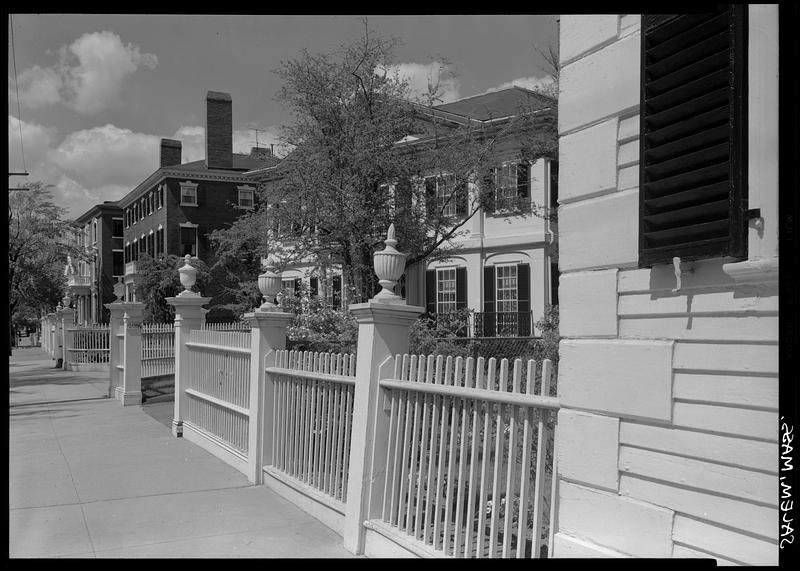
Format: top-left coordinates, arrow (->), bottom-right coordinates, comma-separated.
67,202 -> 124,323
552,9 -> 779,564
119,91 -> 277,301
258,87 -> 558,337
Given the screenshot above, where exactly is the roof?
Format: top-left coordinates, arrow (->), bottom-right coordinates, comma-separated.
433,86 -> 554,121
73,201 -> 123,224
168,153 -> 280,174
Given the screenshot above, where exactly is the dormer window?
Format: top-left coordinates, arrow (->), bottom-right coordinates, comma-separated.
180,181 -> 198,206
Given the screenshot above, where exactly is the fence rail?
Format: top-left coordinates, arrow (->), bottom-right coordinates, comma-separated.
185,328 -> 252,454
267,350 -> 357,503
141,323 -> 175,378
378,354 -> 558,558
66,324 -> 110,364
202,321 -> 250,332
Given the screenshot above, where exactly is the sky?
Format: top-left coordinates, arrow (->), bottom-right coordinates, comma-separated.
8,14 -> 558,219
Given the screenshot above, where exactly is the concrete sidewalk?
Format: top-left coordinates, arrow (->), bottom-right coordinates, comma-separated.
9,347 -> 356,558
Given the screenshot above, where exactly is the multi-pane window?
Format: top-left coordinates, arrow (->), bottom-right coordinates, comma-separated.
639,7 -> 747,266
180,226 -> 197,257
157,184 -> 164,209
148,192 -> 154,214
496,265 -> 518,313
488,163 -> 530,212
426,175 -> 466,218
238,187 -> 254,209
436,268 -> 458,314
180,182 -> 198,206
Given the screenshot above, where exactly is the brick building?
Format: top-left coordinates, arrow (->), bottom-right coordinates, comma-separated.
119,91 -> 278,301
66,201 -> 124,323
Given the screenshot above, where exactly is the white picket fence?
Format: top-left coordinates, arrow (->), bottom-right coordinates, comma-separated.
65,324 -> 110,367
184,328 -> 253,457
374,354 -> 559,558
202,321 -> 250,331
265,350 -> 357,504
141,323 -> 175,378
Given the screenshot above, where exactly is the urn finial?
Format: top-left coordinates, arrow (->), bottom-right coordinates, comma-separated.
177,254 -> 199,297
257,256 -> 283,311
113,276 -> 126,302
372,224 -> 406,303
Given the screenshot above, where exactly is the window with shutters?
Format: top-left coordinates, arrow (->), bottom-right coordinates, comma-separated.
425,174 -> 467,218
436,268 -> 457,314
496,265 -> 518,313
640,6 -> 747,266
484,162 -> 530,214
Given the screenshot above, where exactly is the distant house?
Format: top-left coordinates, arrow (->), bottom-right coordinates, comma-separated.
118,91 -> 278,301
66,201 -> 124,323
552,9 -> 779,564
254,87 -> 559,337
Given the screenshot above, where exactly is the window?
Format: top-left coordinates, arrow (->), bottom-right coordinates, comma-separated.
639,7 -> 747,266
180,226 -> 197,257
112,218 -> 124,250
157,184 -> 164,209
496,265 -> 518,314
485,163 -> 530,213
436,268 -> 458,314
148,191 -> 154,214
425,175 -> 467,218
326,275 -> 342,308
482,264 -> 531,337
92,219 -> 98,244
112,251 -> 124,277
148,231 -> 155,257
180,181 -> 198,206
238,186 -> 255,209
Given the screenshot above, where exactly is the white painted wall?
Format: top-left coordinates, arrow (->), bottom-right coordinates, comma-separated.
554,10 -> 779,565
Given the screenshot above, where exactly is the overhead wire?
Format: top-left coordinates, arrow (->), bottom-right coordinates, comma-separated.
9,14 -> 27,174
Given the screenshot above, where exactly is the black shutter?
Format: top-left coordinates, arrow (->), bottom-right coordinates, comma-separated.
332,276 -> 342,309
294,278 -> 301,296
640,6 -> 747,266
550,160 -> 559,207
455,181 -> 468,216
517,163 -> 529,199
483,266 -> 496,337
517,264 -> 531,336
483,169 -> 496,213
425,269 -> 436,315
550,261 -> 560,307
425,177 -> 436,220
310,277 -> 318,297
455,267 -> 467,310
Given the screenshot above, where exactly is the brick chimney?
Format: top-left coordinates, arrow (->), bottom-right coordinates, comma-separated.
160,138 -> 182,168
205,91 -> 233,170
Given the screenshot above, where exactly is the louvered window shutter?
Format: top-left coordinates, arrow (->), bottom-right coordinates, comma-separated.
482,169 -> 496,213
483,266 -> 496,337
455,182 -> 468,216
310,277 -> 318,297
517,264 -> 531,336
332,276 -> 342,309
517,163 -> 529,199
425,270 -> 436,315
293,278 -> 301,296
455,267 -> 467,310
425,178 -> 436,220
640,6 -> 747,266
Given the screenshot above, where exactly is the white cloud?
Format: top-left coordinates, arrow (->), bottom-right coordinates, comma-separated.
48,124 -> 159,189
9,65 -> 63,108
379,62 -> 461,104
8,115 -> 56,169
11,31 -> 157,115
172,124 -> 284,162
484,75 -> 557,96
171,125 -> 205,163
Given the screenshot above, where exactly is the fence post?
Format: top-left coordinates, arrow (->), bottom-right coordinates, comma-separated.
49,313 -> 57,359
242,263 -> 293,485
105,303 -> 126,399
342,225 -> 424,555
118,303 -> 145,405
166,255 -> 211,437
60,306 -> 75,370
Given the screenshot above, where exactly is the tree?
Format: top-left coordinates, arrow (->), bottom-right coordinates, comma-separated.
134,254 -> 212,323
8,182 -> 85,355
212,23 -> 557,303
